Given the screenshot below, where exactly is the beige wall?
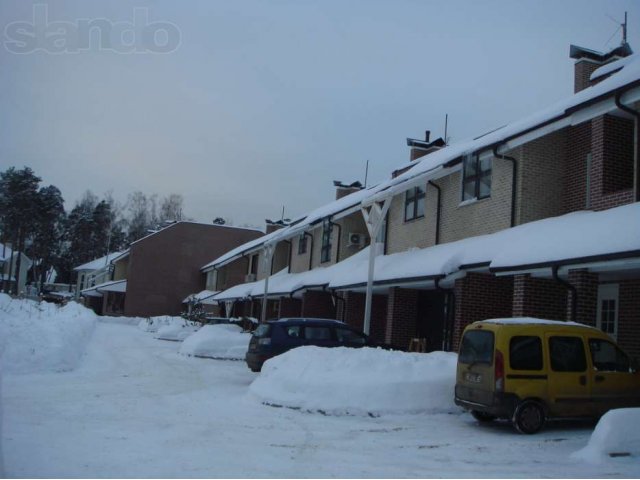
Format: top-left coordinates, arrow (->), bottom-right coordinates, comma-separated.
112,256 -> 129,281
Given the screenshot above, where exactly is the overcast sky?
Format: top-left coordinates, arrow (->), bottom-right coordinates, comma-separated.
1,0 -> 639,229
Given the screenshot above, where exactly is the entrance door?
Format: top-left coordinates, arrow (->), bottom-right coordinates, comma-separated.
416,291 -> 446,352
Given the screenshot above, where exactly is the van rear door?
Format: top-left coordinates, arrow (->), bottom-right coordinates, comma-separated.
456,329 -> 495,407
545,334 -> 592,417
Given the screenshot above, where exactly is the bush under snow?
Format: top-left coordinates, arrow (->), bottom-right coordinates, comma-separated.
179,324 -> 250,359
0,293 -> 97,374
571,408 -> 640,463
248,346 -> 458,416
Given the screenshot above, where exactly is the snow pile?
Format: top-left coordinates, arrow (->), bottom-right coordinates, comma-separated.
248,346 -> 458,416
0,294 -> 97,374
154,317 -> 200,341
571,408 -> 640,463
137,315 -> 182,333
179,324 -> 250,359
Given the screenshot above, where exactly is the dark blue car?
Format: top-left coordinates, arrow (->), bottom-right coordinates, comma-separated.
245,318 -> 371,372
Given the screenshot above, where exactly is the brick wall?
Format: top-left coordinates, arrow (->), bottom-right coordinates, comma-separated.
301,290 -> 336,319
341,291 -> 388,343
385,287 -> 418,348
574,59 -> 603,93
452,273 -> 514,350
567,269 -> 598,326
512,274 -> 567,320
564,123 -> 591,213
511,129 -> 568,225
618,279 -> 640,359
279,297 -> 302,318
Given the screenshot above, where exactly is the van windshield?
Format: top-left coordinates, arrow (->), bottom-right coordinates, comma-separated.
459,330 -> 494,365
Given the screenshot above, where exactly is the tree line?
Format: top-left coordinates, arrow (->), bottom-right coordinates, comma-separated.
0,166 -> 189,293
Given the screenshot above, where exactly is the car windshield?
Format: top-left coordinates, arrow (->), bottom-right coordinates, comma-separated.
459,330 -> 494,365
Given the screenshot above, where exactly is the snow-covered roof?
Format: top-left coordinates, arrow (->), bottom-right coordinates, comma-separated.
131,221 -> 262,247
182,289 -> 218,304
200,227 -> 281,272
81,279 -> 127,296
330,202 -> 640,289
74,251 -> 127,272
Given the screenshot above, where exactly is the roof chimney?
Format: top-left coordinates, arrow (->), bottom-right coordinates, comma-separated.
333,180 -> 363,200
406,130 -> 446,162
570,43 -> 633,93
265,219 -> 289,234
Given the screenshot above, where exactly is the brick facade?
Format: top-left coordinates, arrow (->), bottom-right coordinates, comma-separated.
452,273 -> 514,350
340,291 -> 387,343
512,274 -> 567,321
385,288 -> 418,349
279,297 -> 302,318
567,269 -> 598,326
301,290 -> 336,319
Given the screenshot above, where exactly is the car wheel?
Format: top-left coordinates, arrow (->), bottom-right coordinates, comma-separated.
471,410 -> 496,422
512,400 -> 545,434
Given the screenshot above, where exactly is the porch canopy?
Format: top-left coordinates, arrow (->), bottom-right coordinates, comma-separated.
182,289 -> 219,305
81,279 -> 127,297
329,202 -> 640,292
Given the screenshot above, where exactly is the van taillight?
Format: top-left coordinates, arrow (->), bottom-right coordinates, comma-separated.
494,349 -> 504,392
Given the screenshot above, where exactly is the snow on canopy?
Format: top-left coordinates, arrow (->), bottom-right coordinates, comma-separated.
73,251 -> 126,272
182,289 -> 218,304
81,279 -> 127,296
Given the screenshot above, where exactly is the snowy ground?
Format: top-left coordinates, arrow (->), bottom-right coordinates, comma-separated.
2,302 -> 640,477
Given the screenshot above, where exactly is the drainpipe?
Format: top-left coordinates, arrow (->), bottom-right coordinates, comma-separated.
328,218 -> 342,263
552,265 -> 576,323
615,92 -> 640,202
329,289 -> 346,321
428,181 -> 441,245
304,232 -> 314,271
492,146 -> 517,228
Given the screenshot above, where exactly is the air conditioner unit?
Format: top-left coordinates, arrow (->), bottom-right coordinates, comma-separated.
348,233 -> 364,247
245,273 -> 257,282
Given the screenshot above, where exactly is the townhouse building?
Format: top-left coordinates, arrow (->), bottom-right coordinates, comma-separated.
198,41 -> 640,359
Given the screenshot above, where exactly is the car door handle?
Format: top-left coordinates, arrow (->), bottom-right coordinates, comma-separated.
595,375 -> 605,383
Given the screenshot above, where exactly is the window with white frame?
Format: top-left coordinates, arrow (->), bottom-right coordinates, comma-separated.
404,186 -> 426,221
462,154 -> 492,201
597,284 -> 619,339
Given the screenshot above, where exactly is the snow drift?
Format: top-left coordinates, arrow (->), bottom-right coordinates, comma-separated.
179,324 -> 250,359
0,294 -> 97,374
571,408 -> 640,463
248,346 -> 458,416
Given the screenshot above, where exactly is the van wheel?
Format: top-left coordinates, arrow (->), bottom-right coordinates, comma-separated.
471,410 -> 496,422
512,400 -> 545,434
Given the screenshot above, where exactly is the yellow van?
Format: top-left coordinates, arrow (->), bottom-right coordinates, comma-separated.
454,318 -> 640,434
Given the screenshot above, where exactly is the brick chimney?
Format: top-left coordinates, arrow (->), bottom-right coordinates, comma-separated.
407,130 -> 446,162
333,180 -> 363,200
570,43 -> 633,93
265,219 -> 288,234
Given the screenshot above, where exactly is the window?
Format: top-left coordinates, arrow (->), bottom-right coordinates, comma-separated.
285,326 -> 302,338
250,253 -> 259,275
549,336 -> 586,372
597,284 -> 619,338
298,234 -> 307,255
321,219 -> 332,263
462,154 -> 492,201
510,336 -> 543,370
336,328 -> 367,345
304,326 -> 332,340
404,186 -> 426,221
588,338 -> 630,372
459,330 -> 494,365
